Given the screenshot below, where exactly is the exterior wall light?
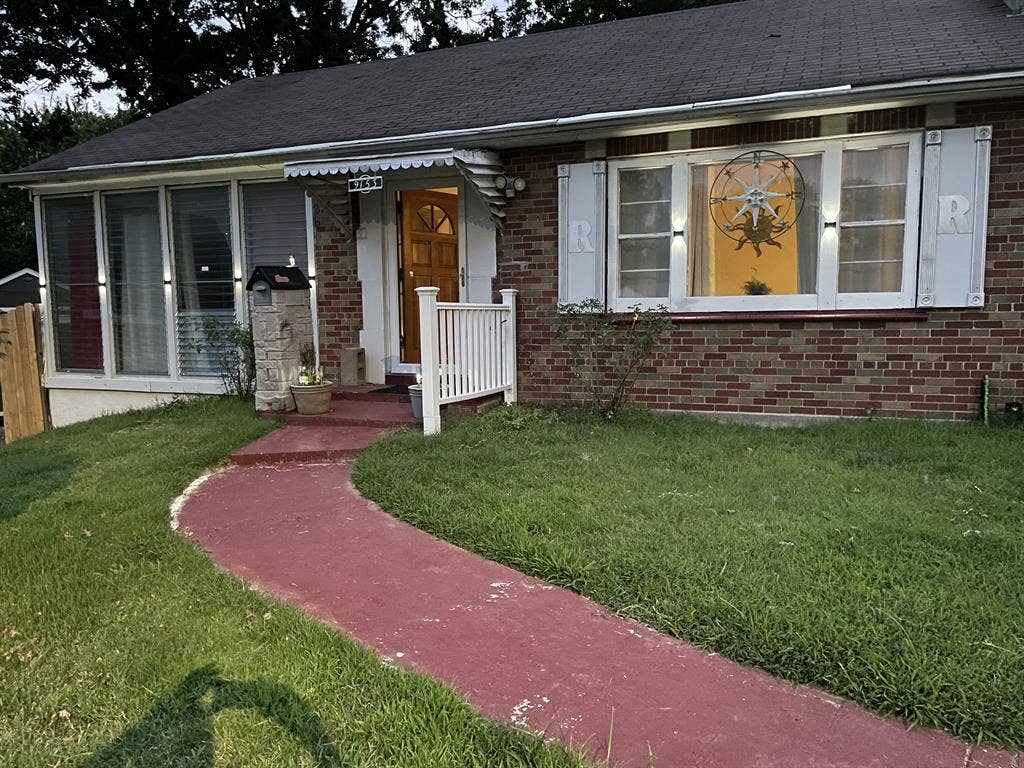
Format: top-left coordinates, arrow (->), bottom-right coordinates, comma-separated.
493,175 -> 526,198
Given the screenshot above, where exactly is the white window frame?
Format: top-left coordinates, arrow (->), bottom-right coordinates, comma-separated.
165,181 -> 237,379
606,132 -> 923,313
36,173 -> 316,395
100,187 -> 170,379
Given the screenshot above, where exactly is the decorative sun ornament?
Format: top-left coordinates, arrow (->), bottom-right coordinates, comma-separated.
709,150 -> 805,257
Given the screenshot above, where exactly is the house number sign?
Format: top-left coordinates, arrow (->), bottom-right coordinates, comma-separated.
348,174 -> 383,194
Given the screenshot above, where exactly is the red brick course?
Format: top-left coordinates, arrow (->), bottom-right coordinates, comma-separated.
312,209 -> 362,378
492,101 -> 1024,421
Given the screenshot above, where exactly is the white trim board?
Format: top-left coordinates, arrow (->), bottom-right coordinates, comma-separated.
0,268 -> 39,286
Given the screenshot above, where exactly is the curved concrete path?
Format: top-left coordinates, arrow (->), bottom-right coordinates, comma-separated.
177,459 -> 1017,768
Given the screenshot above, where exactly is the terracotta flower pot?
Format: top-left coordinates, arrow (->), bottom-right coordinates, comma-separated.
290,382 -> 334,415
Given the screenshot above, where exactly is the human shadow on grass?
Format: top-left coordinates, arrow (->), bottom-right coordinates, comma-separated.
79,664 -> 350,767
0,445 -> 77,522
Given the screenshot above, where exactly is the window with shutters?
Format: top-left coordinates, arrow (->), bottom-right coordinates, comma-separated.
241,181 -> 309,275
42,196 -> 103,373
606,133 -> 922,312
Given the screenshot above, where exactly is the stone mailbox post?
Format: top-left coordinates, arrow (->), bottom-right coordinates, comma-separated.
246,266 -> 313,413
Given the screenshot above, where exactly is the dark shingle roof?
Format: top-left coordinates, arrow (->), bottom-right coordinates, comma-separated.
18,0 -> 1024,174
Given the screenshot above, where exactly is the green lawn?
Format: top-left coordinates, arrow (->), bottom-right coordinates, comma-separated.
354,406 -> 1024,749
0,399 -> 588,768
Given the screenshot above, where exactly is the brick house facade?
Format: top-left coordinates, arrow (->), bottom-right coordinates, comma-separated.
481,100 -> 1024,421
302,100 -> 1024,422
14,1 -> 1022,428
309,100 -> 1024,422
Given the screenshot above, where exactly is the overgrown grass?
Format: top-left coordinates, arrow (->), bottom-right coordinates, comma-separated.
354,406 -> 1024,749
0,399 -> 589,768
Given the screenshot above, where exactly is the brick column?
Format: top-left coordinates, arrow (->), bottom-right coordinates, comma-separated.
250,289 -> 313,412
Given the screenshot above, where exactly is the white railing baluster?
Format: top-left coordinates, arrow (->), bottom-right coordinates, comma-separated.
416,287 -> 518,434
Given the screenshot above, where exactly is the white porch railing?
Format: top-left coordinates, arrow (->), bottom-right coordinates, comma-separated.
416,287 -> 518,435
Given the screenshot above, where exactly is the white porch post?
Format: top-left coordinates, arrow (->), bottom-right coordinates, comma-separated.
500,289 -> 518,404
416,286 -> 442,435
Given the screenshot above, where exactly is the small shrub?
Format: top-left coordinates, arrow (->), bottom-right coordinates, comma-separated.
196,322 -> 256,399
554,298 -> 671,420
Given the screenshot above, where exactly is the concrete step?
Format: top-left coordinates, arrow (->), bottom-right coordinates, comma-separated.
230,425 -> 393,465
285,399 -> 420,429
332,384 -> 409,403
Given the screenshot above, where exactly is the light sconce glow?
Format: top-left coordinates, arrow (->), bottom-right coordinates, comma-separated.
822,202 -> 840,223
493,174 -> 527,198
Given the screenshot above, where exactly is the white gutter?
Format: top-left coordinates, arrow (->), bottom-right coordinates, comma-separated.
6,69 -> 1024,183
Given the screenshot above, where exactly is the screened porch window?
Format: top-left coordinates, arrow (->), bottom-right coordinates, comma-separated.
104,191 -> 168,376
43,197 -> 102,372
38,179 -> 312,387
242,182 -> 309,275
170,186 -> 235,377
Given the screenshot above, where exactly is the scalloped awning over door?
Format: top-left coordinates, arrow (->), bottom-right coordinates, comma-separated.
283,148 -> 506,225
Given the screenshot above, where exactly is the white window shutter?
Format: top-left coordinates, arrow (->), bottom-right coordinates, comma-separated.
917,126 -> 992,309
557,160 -> 606,306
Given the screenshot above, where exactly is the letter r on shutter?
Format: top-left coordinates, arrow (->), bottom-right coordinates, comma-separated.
917,126 -> 991,308
558,161 -> 607,307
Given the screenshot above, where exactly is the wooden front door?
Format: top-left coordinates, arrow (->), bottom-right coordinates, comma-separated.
400,190 -> 459,363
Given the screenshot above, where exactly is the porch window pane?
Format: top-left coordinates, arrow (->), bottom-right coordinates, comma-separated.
104,191 -> 168,375
838,144 -> 908,293
170,186 -> 235,377
242,182 -> 308,274
617,167 -> 672,299
43,197 -> 102,372
689,154 -> 821,297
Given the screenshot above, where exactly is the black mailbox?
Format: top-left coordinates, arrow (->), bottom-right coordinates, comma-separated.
246,266 -> 311,307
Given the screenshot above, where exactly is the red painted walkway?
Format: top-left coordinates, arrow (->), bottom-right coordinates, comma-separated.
177,458 -> 1017,768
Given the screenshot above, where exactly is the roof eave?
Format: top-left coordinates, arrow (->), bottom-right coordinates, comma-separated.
5,70 -> 1024,188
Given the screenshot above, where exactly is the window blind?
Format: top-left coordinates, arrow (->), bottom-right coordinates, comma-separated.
170,186 -> 235,377
104,191 -> 168,376
242,182 -> 309,275
43,197 -> 103,372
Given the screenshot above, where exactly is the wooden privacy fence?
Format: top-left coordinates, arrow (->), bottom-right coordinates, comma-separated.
0,303 -> 48,442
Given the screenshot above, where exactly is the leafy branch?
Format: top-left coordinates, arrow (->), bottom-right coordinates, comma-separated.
554,298 -> 671,420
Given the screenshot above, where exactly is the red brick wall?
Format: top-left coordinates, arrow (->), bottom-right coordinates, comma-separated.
691,117 -> 820,149
495,101 -> 1024,421
312,208 -> 361,377
848,106 -> 926,134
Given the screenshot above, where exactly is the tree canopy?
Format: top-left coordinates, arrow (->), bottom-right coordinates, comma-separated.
1,1 -> 732,114
0,105 -> 134,275
0,0 -> 729,273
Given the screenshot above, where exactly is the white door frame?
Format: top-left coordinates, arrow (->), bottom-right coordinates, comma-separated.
382,174 -> 467,376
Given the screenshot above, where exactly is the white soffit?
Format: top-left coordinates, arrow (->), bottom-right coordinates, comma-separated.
283,148 -> 506,220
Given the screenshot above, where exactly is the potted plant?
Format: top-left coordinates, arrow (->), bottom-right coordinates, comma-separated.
743,276 -> 773,296
408,372 -> 423,420
290,342 -> 333,415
